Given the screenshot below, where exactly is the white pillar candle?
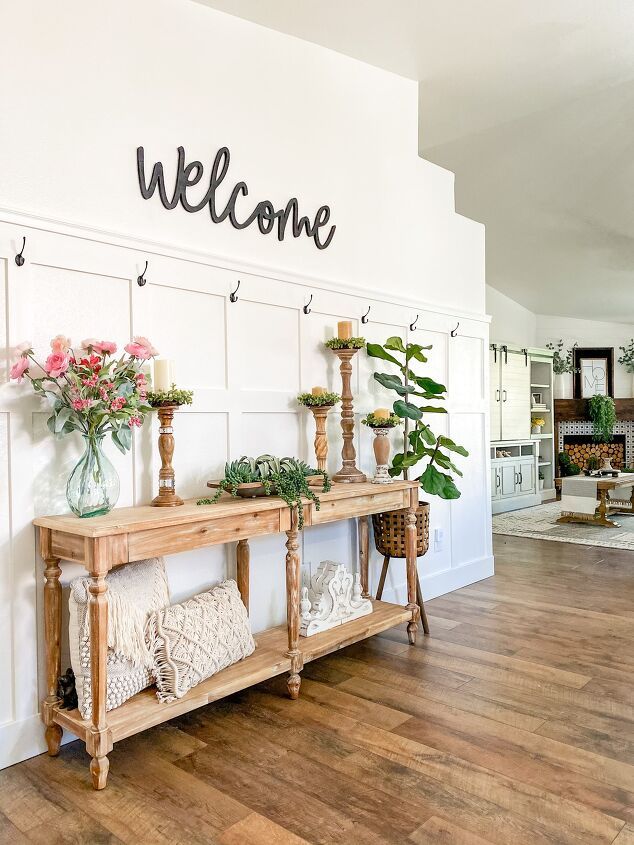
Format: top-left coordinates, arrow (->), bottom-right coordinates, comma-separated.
153,359 -> 173,392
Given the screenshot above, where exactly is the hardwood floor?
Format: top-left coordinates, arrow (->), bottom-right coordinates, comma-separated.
2,534 -> 634,844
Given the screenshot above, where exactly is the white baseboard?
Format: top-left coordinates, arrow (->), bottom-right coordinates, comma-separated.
379,554 -> 494,605
0,713 -> 77,770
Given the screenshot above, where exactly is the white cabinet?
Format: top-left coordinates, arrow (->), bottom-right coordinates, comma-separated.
491,441 -> 540,513
490,345 -> 531,441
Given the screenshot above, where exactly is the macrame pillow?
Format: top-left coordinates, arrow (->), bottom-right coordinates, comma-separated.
147,579 -> 255,703
68,557 -> 170,720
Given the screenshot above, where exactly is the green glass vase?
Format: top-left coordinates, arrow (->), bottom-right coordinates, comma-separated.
66,434 -> 120,518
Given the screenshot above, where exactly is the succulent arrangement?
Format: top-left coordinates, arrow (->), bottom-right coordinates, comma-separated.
618,339 -> 634,373
324,337 -> 366,350
546,339 -> 579,375
197,454 -> 331,529
147,384 -> 194,407
362,411 -> 401,428
588,395 -> 616,443
366,336 -> 468,499
297,391 -> 341,407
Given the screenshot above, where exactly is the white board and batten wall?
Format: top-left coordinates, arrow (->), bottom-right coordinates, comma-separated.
0,0 -> 491,767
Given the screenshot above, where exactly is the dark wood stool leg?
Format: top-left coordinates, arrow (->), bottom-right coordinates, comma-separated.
376,555 -> 390,600
416,571 -> 430,636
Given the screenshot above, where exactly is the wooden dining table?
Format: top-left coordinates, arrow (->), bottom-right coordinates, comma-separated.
555,474 -> 634,527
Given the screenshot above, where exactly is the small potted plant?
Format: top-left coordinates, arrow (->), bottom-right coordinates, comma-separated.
585,454 -> 600,476
546,339 -> 578,399
362,409 -> 401,484
199,455 -> 330,529
531,416 -> 546,434
297,390 -> 341,472
538,469 -> 545,490
618,339 -> 634,396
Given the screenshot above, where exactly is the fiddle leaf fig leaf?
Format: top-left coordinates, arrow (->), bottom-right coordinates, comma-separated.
417,405 -> 447,414
366,343 -> 400,367
433,452 -> 463,476
384,336 -> 407,354
438,436 -> 469,457
393,399 -> 423,421
406,343 -> 433,363
414,376 -> 446,394
419,425 -> 436,446
419,465 -> 462,500
373,372 -> 414,395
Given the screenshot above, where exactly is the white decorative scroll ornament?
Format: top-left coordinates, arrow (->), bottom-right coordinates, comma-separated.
300,561 -> 373,637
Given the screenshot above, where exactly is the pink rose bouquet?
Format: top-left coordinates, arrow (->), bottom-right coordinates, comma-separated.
9,335 -> 157,454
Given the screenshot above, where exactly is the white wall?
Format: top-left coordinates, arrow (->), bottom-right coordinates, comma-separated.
0,0 -> 491,768
486,285 -> 537,347
536,315 -> 634,398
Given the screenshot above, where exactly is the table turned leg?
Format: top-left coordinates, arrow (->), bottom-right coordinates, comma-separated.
285,517 -> 303,699
87,571 -> 110,789
236,539 -> 250,613
597,489 -> 620,528
42,537 -> 63,756
358,515 -> 371,599
404,494 -> 420,645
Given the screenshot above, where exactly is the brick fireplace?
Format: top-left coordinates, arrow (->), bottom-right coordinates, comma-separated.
555,399 -> 634,473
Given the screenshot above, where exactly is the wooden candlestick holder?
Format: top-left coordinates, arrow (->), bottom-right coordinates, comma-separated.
151,404 -> 184,507
331,347 -> 366,483
308,404 -> 334,472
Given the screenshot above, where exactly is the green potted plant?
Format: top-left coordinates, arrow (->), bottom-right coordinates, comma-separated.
198,454 -> 330,529
618,339 -> 634,397
546,339 -> 578,399
558,451 -> 581,477
538,469 -> 545,491
588,394 -> 616,443
361,410 -> 401,484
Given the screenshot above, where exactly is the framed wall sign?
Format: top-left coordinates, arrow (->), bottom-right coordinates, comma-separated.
573,347 -> 614,398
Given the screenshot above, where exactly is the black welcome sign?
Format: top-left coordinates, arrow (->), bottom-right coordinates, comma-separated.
137,146 -> 336,250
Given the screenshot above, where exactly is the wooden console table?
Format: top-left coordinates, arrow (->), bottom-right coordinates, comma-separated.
34,481 -> 421,789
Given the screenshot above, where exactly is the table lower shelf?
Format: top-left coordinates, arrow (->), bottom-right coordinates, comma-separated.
52,599 -> 410,745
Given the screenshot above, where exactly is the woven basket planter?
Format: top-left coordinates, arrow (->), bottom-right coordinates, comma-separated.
371,502 -> 430,559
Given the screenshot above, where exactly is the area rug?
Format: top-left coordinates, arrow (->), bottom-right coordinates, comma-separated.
492,502 -> 634,551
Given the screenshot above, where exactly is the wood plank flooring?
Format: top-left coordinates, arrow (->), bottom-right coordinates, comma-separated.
2,534 -> 633,844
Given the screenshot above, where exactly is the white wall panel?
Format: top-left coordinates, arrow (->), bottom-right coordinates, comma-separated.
141,284 -> 226,389
0,415 -> 12,725
235,301 -> 299,393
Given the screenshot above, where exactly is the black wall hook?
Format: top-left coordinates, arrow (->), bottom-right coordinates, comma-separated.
15,237 -> 26,267
136,260 -> 148,287
303,294 -> 313,315
229,280 -> 241,302
450,322 -> 460,337
409,314 -> 419,332
361,305 -> 371,324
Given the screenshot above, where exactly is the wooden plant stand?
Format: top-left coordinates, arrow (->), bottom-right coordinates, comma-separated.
151,403 -> 183,507
308,404 -> 334,472
331,347 -> 366,483
34,480 -> 420,790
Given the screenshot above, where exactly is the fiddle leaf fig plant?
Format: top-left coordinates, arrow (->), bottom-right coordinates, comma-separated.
366,336 -> 468,499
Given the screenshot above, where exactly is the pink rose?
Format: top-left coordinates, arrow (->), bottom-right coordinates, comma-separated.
93,340 -> 117,355
124,336 -> 158,360
44,352 -> 69,378
50,335 -> 71,354
10,357 -> 29,382
80,338 -> 97,350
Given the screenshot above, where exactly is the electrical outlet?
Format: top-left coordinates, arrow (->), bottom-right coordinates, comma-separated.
434,527 -> 444,551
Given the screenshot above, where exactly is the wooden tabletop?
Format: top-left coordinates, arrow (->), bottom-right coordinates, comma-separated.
554,474 -> 634,491
33,480 -> 419,538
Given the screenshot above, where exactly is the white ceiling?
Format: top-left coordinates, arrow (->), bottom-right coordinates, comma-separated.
195,0 -> 634,323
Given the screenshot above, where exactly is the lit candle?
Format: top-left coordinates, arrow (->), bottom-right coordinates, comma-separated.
312,386 -> 326,396
374,408 -> 390,421
154,359 -> 173,392
337,320 -> 352,340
